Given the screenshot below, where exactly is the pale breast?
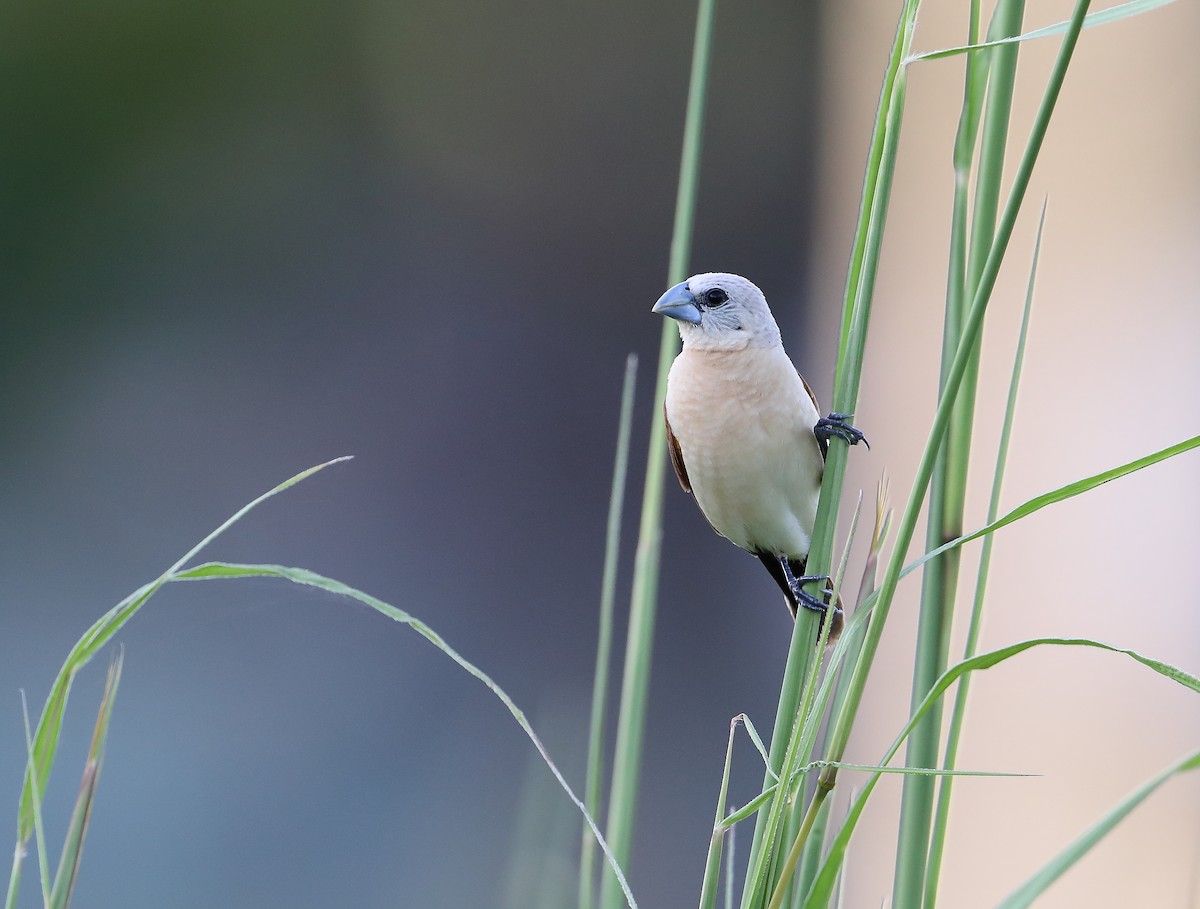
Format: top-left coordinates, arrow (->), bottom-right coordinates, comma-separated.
665,346 -> 824,558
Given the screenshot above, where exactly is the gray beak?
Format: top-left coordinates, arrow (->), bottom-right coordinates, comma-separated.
652,282 -> 702,325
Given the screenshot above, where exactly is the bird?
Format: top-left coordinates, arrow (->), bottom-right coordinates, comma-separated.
652,272 -> 867,641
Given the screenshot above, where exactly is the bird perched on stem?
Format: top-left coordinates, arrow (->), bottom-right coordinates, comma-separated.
652,273 -> 867,641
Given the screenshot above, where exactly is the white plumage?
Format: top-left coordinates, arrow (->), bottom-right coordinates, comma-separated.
664,342 -> 823,557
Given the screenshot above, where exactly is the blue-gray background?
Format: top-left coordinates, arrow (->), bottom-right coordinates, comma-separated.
2,1 -> 826,906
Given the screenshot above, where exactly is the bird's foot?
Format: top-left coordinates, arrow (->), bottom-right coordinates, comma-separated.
790,573 -> 834,602
789,574 -> 844,642
815,412 -> 869,450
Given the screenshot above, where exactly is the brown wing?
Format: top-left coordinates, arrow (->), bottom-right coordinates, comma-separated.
664,404 -> 691,493
798,370 -> 827,463
799,370 -> 820,413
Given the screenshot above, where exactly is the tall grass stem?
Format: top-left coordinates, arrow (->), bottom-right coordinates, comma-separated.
922,202 -> 1045,908
597,0 -> 716,904
579,354 -> 638,909
895,2 -> 1027,902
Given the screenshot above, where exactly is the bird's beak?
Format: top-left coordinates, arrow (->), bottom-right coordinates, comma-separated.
652,282 -> 703,325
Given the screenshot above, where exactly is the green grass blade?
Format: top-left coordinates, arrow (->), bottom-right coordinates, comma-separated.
801,762 -> 1029,779
3,834 -> 19,909
601,0 -> 716,902
756,562 -> 889,881
724,822 -> 735,909
16,457 -> 352,845
804,634 -> 1198,906
740,716 -> 776,778
924,201 -> 1045,909
767,789 -> 829,909
766,495 -> 864,909
173,561 -> 640,908
699,717 -> 745,909
747,518 -> 875,909
579,355 -> 638,909
826,482 -> 891,751
792,793 -> 829,906
896,1 -> 1028,899
49,653 -> 124,909
746,2 -> 923,903
901,433 -> 1200,582
995,749 -> 1200,909
907,0 -> 1178,62
719,791 -> 777,830
20,692 -> 52,908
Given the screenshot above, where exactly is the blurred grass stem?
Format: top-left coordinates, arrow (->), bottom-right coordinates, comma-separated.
579,355 -> 638,909
597,0 -> 716,904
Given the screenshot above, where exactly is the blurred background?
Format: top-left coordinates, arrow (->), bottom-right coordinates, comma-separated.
1,0 -> 1197,906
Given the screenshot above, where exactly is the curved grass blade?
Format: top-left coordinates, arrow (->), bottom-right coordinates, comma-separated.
996,749 -> 1200,909
907,0 -> 1178,63
172,561 -> 640,909
8,458 -> 352,909
900,434 -> 1200,583
803,636 -> 1200,906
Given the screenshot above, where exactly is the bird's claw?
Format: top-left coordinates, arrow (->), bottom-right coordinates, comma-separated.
790,573 -> 842,631
795,588 -> 836,614
790,573 -> 835,603
815,412 -> 869,451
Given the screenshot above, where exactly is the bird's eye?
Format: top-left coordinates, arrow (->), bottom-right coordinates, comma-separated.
703,288 -> 729,307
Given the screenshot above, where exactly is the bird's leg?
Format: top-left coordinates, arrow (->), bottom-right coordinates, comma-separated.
814,412 -> 869,458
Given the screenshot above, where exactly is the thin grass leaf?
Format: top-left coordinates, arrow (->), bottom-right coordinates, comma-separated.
601,0 -> 717,901
767,785 -> 831,909
996,749 -> 1200,909
900,433 -> 1200,583
778,760 -> 1029,909
746,490 -> 868,907
792,794 -> 829,907
724,820 -> 735,909
765,492 -> 866,909
699,717 -> 746,909
740,716 -> 777,779
16,457 -> 352,848
2,830 -> 19,909
579,354 -> 638,909
803,635 -> 1199,907
20,692 -> 52,909
172,561 -> 639,908
800,762 -> 1030,779
719,790 -> 780,830
906,0 -> 1178,62
826,482 -> 891,746
49,652 -> 123,909
924,200 -> 1046,909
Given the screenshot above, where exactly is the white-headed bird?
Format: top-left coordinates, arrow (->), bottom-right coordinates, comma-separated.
652,273 -> 866,639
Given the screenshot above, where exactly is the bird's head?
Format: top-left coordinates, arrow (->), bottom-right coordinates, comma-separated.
651,273 -> 782,351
